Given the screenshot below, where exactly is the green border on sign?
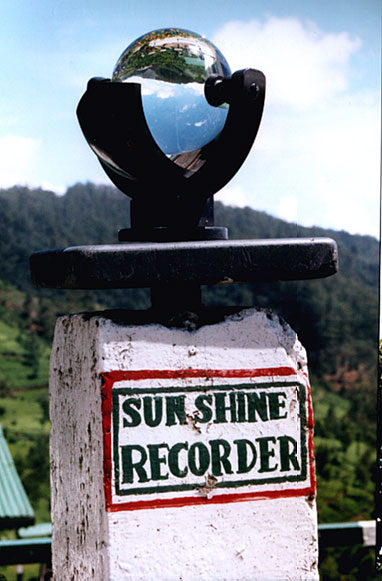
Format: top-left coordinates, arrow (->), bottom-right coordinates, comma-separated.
112,381 -> 308,497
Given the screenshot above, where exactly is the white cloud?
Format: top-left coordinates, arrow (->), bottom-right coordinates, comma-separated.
0,135 -> 67,194
126,77 -> 176,99
40,181 -> 66,195
277,195 -> 299,224
217,184 -> 251,208
213,17 -> 361,110
0,135 -> 40,188
213,18 -> 380,238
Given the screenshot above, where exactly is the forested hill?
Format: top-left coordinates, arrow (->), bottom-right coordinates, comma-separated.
0,182 -> 378,381
0,184 -> 380,571
0,183 -> 378,291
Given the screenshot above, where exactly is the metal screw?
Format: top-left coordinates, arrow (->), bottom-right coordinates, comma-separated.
249,83 -> 260,100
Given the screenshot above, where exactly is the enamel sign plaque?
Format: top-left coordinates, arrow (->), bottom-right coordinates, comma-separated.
101,368 -> 315,511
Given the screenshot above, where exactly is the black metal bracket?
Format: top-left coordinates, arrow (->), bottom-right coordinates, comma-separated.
76,69 -> 265,241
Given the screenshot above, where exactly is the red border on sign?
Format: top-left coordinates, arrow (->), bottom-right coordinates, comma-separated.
101,368 -> 316,511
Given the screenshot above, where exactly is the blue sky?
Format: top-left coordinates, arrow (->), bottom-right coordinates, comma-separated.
0,0 -> 380,237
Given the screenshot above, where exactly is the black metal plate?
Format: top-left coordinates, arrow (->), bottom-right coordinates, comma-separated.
30,238 -> 338,290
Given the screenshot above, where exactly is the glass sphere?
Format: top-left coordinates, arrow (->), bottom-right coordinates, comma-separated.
112,28 -> 231,157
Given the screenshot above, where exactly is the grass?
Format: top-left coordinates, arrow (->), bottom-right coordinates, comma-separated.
0,314 -> 50,390
0,355 -> 49,390
0,345 -> 50,390
0,320 -> 24,355
0,388 -> 49,440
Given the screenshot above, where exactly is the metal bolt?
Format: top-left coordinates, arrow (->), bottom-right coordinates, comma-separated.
249,82 -> 260,100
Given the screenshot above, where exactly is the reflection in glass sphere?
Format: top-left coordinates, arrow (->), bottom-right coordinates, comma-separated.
112,28 -> 231,157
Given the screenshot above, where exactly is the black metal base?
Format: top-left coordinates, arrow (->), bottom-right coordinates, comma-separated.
30,238 -> 338,290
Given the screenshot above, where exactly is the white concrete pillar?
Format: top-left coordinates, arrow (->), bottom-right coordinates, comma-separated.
50,307 -> 318,580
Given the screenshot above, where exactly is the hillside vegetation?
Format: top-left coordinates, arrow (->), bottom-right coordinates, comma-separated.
0,183 -> 379,579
